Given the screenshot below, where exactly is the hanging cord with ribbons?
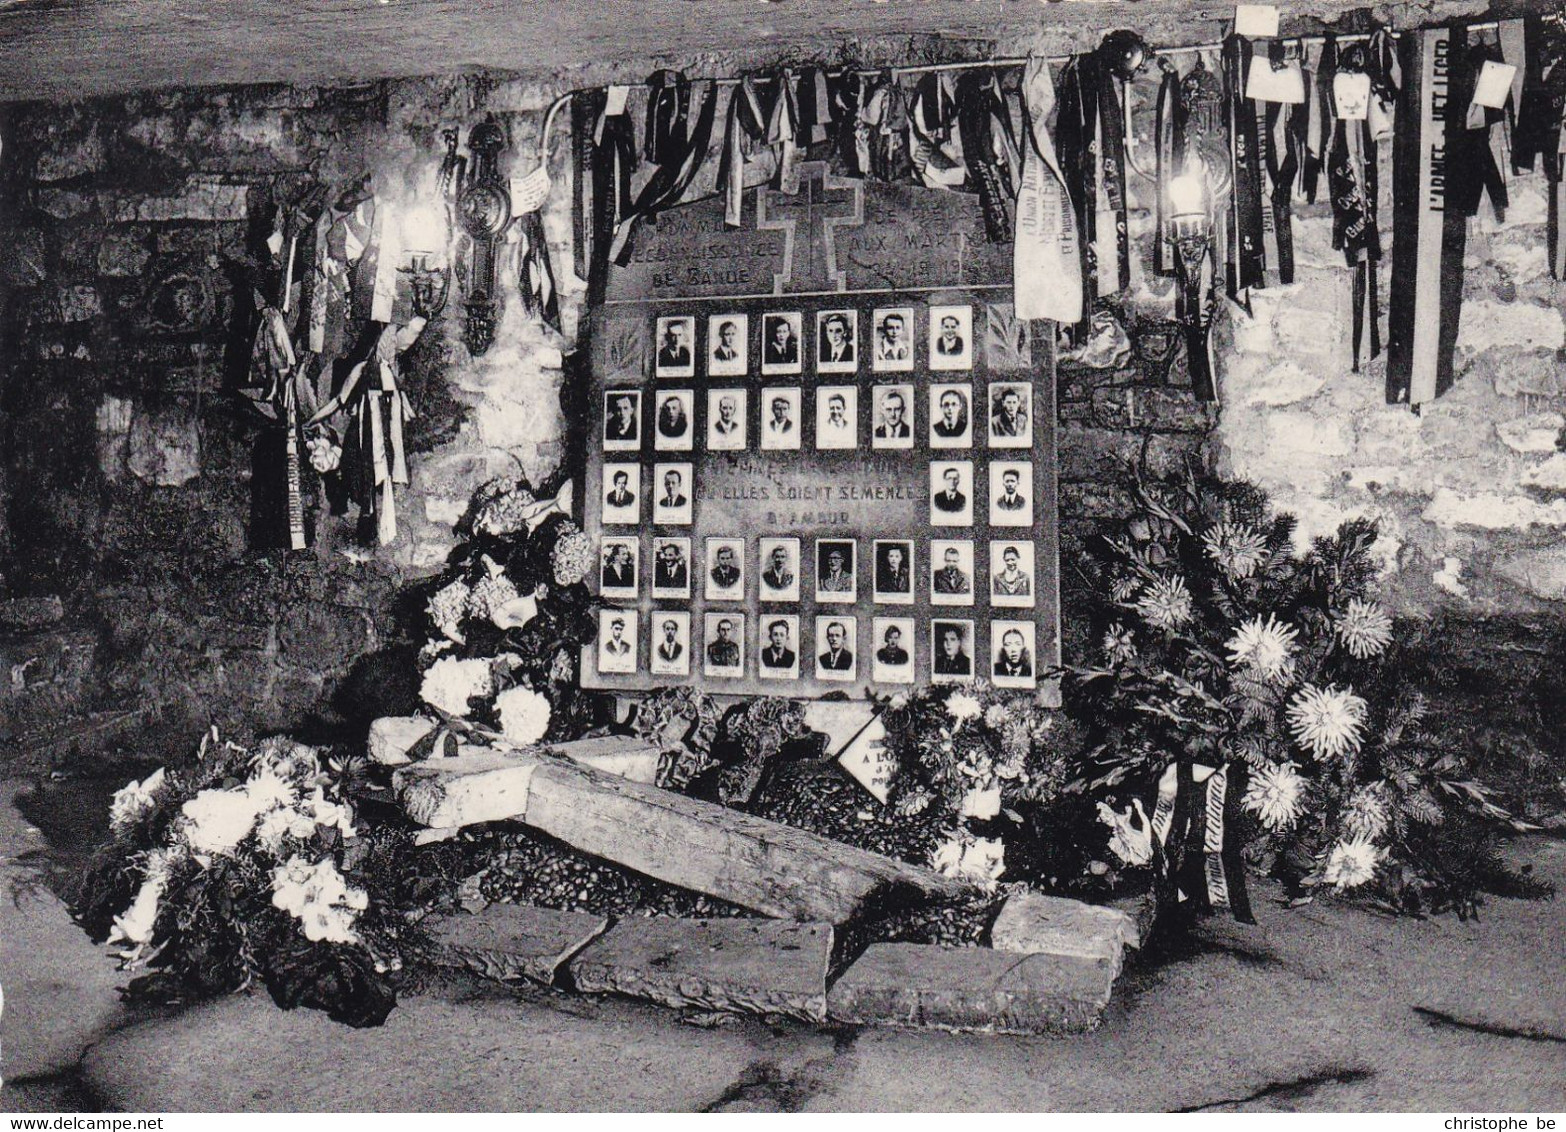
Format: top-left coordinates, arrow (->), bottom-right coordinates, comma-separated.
1326,40 -> 1384,373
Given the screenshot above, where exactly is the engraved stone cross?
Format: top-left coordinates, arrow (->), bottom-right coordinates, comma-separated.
756,161 -> 865,294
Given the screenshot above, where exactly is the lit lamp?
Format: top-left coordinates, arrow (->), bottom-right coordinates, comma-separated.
1168,167 -> 1217,402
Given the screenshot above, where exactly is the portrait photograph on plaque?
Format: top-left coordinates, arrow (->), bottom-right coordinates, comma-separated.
872,539 -> 914,605
596,610 -> 638,675
601,463 -> 640,525
814,615 -> 858,682
602,389 -> 642,451
706,389 -> 748,451
990,461 -> 1034,526
760,387 -> 802,451
815,386 -> 857,450
760,311 -> 803,375
815,539 -> 857,603
704,537 -> 745,602
989,540 -> 1035,608
930,461 -> 973,527
649,611 -> 691,677
653,314 -> 696,379
654,389 -> 694,451
929,304 -> 973,371
650,536 -> 692,599
931,618 -> 975,682
871,384 -> 914,450
706,313 -> 747,377
929,383 -> 972,448
758,615 -> 801,681
652,463 -> 693,526
702,612 -> 744,678
598,536 -> 639,599
815,309 -> 858,374
991,620 -> 1037,689
871,307 -> 915,372
758,537 -> 801,601
872,617 -> 915,684
987,382 -> 1032,448
930,539 -> 974,606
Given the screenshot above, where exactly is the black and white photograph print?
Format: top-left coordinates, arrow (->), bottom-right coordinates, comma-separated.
873,539 -> 914,605
929,304 -> 973,371
704,537 -> 745,602
814,615 -> 857,681
654,388 -> 694,451
601,463 -> 640,525
654,314 -> 696,378
815,386 -> 857,450
987,382 -> 1032,448
816,309 -> 858,373
702,612 -> 744,678
872,617 -> 915,684
989,461 -> 1033,526
652,463 -> 693,526
871,384 -> 914,450
930,460 -> 973,527
651,536 -> 692,599
815,539 -> 857,603
596,609 -> 638,675
757,615 -> 801,680
649,611 -> 691,677
931,618 -> 975,682
706,389 -> 748,451
872,307 -> 915,372
707,313 -> 747,377
758,537 -> 801,601
989,540 -> 1036,608
599,536 -> 639,598
602,389 -> 642,451
760,387 -> 802,451
991,619 -> 1037,689
930,383 -> 972,448
761,311 -> 803,375
930,539 -> 974,606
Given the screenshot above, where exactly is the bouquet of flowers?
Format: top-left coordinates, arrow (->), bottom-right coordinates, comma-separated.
1069,464 -> 1540,918
74,729 -> 407,1026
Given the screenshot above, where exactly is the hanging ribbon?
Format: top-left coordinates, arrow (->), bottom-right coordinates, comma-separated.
719,76 -> 770,227
1150,762 -> 1255,923
1513,18 -> 1566,277
1226,36 -> 1267,302
1329,45 -> 1383,373
1013,55 -> 1083,324
1303,39 -> 1330,202
1387,25 -> 1469,406
609,78 -> 718,265
956,70 -> 1014,241
1452,40 -> 1510,223
907,72 -> 966,189
1153,61 -> 1179,278
767,69 -> 803,194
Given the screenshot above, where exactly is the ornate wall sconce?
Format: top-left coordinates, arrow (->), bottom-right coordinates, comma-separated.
446,115 -> 513,357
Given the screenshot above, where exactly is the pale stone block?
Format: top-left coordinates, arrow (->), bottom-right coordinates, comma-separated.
1521,453 -> 1566,491
104,176 -> 250,223
989,891 -> 1136,973
429,904 -> 608,984
394,748 -> 542,828
368,715 -> 437,765
1457,299 -> 1564,354
548,736 -> 659,784
1498,413 -> 1566,454
1239,359 -> 1326,407
1422,488 -> 1566,530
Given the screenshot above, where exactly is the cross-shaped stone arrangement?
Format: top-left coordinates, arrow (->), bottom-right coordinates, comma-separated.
757,160 -> 865,294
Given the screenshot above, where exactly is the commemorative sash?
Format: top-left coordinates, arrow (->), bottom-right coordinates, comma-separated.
1013,55 -> 1083,323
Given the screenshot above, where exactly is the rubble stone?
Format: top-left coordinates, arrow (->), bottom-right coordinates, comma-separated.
989,891 -> 1138,973
428,904 -> 608,984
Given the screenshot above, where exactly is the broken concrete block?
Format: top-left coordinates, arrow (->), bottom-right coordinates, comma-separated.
428,904 -> 608,985
569,916 -> 832,1022
546,736 -> 659,785
395,748 -> 972,923
826,942 -> 1116,1035
989,891 -> 1137,972
368,715 -> 437,765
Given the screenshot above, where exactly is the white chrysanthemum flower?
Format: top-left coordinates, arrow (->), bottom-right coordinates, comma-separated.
1109,576 -> 1141,604
245,768 -> 297,812
1136,574 -> 1194,631
109,767 -> 166,834
495,686 -> 553,746
1335,599 -> 1394,660
427,579 -> 471,644
945,691 -> 983,723
1342,783 -> 1392,841
1102,622 -> 1137,665
983,703 -> 1012,730
256,805 -> 317,851
180,788 -> 268,856
1226,614 -> 1299,682
1097,799 -> 1153,866
1242,761 -> 1308,832
1202,521 -> 1270,580
1287,684 -> 1368,761
419,656 -> 494,718
1322,836 -> 1384,891
270,855 -> 368,944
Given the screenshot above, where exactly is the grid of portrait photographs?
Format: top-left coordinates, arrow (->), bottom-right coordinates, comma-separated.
589,300 -> 1048,692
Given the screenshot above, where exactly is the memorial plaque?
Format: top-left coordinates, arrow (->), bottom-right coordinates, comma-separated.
581,163 -> 1059,701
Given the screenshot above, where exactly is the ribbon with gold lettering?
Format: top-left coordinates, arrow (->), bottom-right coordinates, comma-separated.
1013,54 -> 1083,324
1226,36 -> 1267,303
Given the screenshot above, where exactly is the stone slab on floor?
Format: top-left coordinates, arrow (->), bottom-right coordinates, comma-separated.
570,916 -> 833,1022
371,718 -> 658,784
396,749 -> 972,924
826,942 -> 1117,1035
990,891 -> 1138,972
427,904 -> 608,985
